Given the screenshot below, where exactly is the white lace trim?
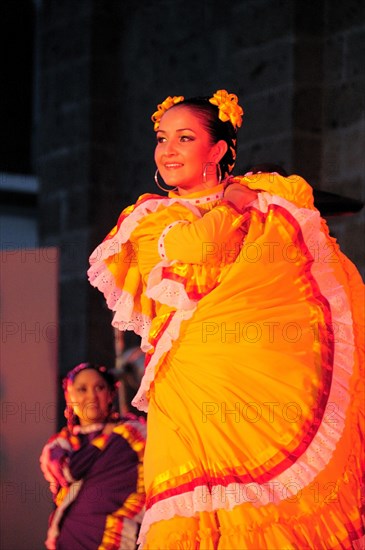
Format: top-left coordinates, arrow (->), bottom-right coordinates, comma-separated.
138,473 -> 328,545
89,262 -> 152,346
88,260 -> 124,310
111,292 -> 152,350
158,220 -> 188,260
88,195 -> 207,323
146,261 -> 198,311
170,190 -> 223,205
137,194 -> 356,544
131,307 -> 196,412
73,423 -> 104,435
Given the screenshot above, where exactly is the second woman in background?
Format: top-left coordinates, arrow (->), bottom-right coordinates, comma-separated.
40,362 -> 146,550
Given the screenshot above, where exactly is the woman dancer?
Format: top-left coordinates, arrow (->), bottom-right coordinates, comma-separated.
88,90 -> 364,549
40,362 -> 146,549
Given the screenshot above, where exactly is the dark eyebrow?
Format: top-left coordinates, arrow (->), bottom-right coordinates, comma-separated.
156,128 -> 196,133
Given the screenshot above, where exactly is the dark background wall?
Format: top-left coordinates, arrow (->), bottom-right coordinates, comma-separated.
2,0 -> 364,416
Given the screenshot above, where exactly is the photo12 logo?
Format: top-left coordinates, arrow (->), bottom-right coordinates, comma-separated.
1,401 -> 57,424
1,322 -> 58,343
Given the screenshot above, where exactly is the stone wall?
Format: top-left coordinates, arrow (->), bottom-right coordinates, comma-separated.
36,0 -> 124,376
321,0 -> 365,272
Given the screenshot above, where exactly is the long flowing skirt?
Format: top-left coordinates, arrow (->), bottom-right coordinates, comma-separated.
139,204 -> 364,549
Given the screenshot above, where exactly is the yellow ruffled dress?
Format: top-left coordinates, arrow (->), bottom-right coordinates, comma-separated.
88,174 -> 364,549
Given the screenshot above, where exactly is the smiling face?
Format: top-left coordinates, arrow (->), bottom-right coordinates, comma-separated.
154,105 -> 227,195
65,368 -> 113,426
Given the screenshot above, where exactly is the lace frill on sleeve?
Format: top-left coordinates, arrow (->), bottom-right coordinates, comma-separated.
88,197 -> 159,347
88,192 -> 246,411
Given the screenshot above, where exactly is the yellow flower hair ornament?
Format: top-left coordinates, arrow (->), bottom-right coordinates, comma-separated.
151,95 -> 185,131
209,89 -> 244,129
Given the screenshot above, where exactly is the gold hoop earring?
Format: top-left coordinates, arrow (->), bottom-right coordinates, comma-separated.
217,163 -> 222,184
202,163 -> 222,184
154,170 -> 177,193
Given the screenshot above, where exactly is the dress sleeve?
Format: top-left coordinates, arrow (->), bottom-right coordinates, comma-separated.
39,427 -> 80,495
162,203 -> 247,264
129,201 -> 250,312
